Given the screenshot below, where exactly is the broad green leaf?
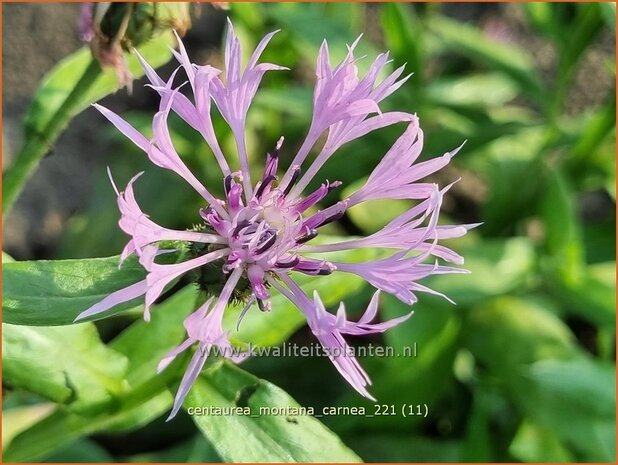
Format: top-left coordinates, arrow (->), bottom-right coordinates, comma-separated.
267,2 -> 378,72
427,74 -> 518,108
347,434 -> 461,463
254,87 -> 313,120
545,263 -> 616,328
427,238 -> 537,306
515,357 -> 616,462
463,296 -> 577,373
2,403 -> 55,449
509,420 -> 574,463
381,3 -> 423,75
124,435 -> 221,463
523,3 -> 565,41
427,16 -> 544,103
540,168 -> 585,283
480,128 -> 546,235
461,387 -> 493,462
2,286 -> 197,461
345,294 -> 460,431
550,4 -> 604,117
3,391 -> 172,463
599,2 -> 617,29
568,94 -> 616,172
3,255 -> 146,326
187,361 -> 362,463
3,322 -> 128,413
38,438 -> 114,463
2,30 -> 176,217
343,179 -> 409,233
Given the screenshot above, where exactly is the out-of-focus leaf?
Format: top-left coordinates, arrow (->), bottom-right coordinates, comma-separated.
509,420 -> 574,463
267,2 -> 377,69
551,4 -> 604,116
427,74 -> 518,108
3,322 -> 128,413
2,403 -> 55,449
540,168 -> 585,283
254,87 -> 313,120
545,263 -> 616,328
523,3 -> 565,40
3,255 -> 146,326
347,434 -> 461,462
427,16 -> 544,102
187,361 -> 362,462
2,32 -> 176,217
461,387 -> 493,462
3,392 -> 172,463
463,296 -> 577,373
343,180 -> 409,232
381,3 -> 423,74
124,435 -> 221,463
480,128 -> 546,234
599,2 -> 617,29
516,357 -> 616,462
39,438 -> 114,463
333,293 -> 460,433
568,95 -> 616,172
427,238 -> 537,306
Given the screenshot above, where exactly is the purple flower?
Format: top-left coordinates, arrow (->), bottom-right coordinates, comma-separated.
78,22 -> 472,419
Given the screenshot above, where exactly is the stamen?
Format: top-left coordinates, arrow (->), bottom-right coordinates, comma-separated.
232,219 -> 251,238
296,228 -> 318,244
255,231 -> 277,255
224,174 -> 233,195
282,165 -> 301,197
275,256 -> 300,268
257,298 -> 272,312
255,174 -> 277,199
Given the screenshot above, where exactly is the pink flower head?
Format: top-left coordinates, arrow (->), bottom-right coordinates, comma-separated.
79,22 -> 472,419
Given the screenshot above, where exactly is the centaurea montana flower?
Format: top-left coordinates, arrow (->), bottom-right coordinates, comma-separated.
78,21 -> 473,420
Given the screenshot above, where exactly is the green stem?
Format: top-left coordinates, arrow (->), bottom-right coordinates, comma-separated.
2,59 -> 102,219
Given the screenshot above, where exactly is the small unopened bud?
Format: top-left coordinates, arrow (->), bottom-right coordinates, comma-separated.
79,2 -> 193,90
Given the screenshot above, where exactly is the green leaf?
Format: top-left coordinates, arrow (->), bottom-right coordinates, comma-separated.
480,128 -> 546,235
3,391 -> 172,463
381,3 -> 423,75
2,403 -> 55,450
39,438 -> 115,463
550,4 -> 604,117
2,322 -> 128,413
545,263 -> 616,328
509,420 -> 574,463
187,361 -> 362,463
3,255 -> 146,326
463,296 -> 576,373
427,16 -> 544,103
426,74 -> 518,108
2,31 -> 176,217
516,357 -> 616,462
427,238 -> 537,306
540,168 -> 585,283
568,94 -> 616,172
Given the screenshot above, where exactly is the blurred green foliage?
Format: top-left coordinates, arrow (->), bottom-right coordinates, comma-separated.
2,2 -> 616,463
